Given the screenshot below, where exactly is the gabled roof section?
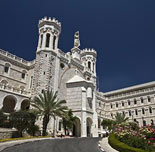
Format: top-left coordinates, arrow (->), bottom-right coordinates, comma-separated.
67,75 -> 86,84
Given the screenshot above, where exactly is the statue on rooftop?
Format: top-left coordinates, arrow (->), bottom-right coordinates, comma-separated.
74,31 -> 80,48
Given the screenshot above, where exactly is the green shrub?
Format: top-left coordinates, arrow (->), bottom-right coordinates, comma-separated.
108,133 -> 147,152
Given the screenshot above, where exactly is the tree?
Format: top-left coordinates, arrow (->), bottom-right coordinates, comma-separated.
31,90 -> 68,136
62,109 -> 76,135
10,110 -> 35,137
114,113 -> 129,124
0,109 -> 7,127
101,119 -> 114,131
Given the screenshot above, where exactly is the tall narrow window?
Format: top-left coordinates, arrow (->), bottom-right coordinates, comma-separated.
111,104 -> 113,109
135,109 -> 138,116
141,97 -> 144,103
148,96 -> 151,102
128,100 -> 130,106
122,101 -> 124,107
58,121 -> 62,131
88,61 -> 91,70
151,119 -> 154,126
129,110 -> 131,116
116,103 -> 118,108
46,33 -> 50,48
40,34 -> 43,48
142,108 -> 145,115
134,99 -> 137,104
143,120 -> 146,126
53,35 -> 56,49
149,107 -> 152,114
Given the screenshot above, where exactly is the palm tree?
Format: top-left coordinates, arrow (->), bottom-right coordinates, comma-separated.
62,109 -> 77,135
31,90 -> 68,136
114,112 -> 129,124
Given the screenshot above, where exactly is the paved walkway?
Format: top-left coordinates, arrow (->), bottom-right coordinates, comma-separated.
99,137 -> 118,152
0,137 -> 52,151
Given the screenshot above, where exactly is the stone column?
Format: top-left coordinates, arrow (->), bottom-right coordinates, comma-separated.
92,91 -> 98,137
49,34 -> 53,50
42,33 -> 46,49
81,87 -> 87,137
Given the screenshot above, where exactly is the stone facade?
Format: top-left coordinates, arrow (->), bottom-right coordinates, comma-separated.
0,17 -> 154,137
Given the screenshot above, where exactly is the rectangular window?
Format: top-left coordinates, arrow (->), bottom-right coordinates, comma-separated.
4,66 -> 9,73
22,73 -> 25,79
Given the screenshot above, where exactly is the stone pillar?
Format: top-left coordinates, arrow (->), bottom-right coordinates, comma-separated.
14,101 -> 21,111
92,91 -> 98,137
49,34 -> 53,49
81,87 -> 87,137
42,33 -> 46,49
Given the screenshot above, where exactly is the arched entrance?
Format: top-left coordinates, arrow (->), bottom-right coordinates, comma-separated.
73,118 -> 81,137
21,99 -> 30,111
87,117 -> 93,137
2,95 -> 17,113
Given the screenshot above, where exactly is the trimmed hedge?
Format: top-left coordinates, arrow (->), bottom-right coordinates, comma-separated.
108,133 -> 147,152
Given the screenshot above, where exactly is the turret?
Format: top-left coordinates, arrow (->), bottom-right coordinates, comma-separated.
37,17 -> 61,52
81,48 -> 97,76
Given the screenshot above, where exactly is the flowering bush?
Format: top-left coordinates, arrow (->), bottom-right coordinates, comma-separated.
113,123 -> 155,152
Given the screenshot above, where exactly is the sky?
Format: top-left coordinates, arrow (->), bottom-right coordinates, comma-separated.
0,0 -> 155,92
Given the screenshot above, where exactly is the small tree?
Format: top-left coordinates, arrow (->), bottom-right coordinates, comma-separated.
10,110 -> 37,137
0,109 -> 7,127
101,119 -> 114,131
62,109 -> 76,135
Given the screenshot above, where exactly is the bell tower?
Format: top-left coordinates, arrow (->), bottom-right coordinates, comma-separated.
32,17 -> 61,95
37,17 -> 61,52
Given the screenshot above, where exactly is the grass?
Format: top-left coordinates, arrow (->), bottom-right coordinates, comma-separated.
0,136 -> 51,143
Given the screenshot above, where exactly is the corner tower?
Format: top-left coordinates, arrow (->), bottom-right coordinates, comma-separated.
81,48 -> 97,77
32,17 -> 61,95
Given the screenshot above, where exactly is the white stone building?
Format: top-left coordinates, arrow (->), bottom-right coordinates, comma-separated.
0,17 -> 154,137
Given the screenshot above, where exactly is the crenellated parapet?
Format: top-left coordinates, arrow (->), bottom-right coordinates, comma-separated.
38,17 -> 61,33
81,48 -> 97,58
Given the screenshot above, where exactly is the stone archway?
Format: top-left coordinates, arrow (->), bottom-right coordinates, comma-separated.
73,118 -> 81,137
2,95 -> 17,113
21,99 -> 30,111
87,117 -> 93,137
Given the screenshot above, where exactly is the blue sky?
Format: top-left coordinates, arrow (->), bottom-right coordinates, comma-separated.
0,0 -> 155,92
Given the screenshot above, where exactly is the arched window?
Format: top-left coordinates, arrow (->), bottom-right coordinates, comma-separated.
53,35 -> 56,49
142,108 -> 145,115
4,63 -> 10,73
151,119 -> 154,126
149,107 -> 152,114
88,61 -> 91,70
40,34 -> 43,48
143,120 -> 146,126
128,100 -> 130,106
116,102 -> 118,108
46,33 -> 50,48
111,104 -> 113,109
93,63 -> 95,72
122,101 -> 124,107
